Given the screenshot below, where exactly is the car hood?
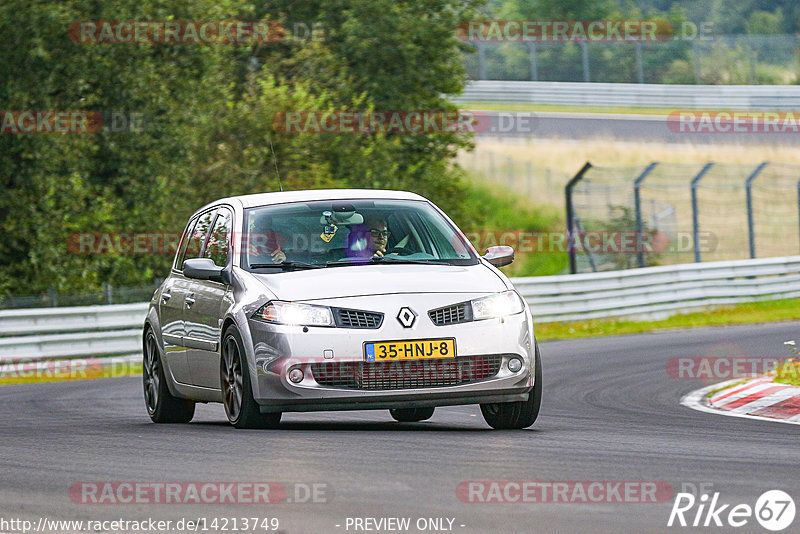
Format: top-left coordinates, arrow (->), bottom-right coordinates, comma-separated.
251,263 -> 508,301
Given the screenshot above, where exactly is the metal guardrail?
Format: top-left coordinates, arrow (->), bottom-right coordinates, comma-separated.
454,81 -> 800,110
514,255 -> 800,322
2,256 -> 800,361
0,303 -> 147,361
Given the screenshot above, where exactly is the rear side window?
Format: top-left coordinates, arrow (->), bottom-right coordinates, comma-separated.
177,209 -> 217,270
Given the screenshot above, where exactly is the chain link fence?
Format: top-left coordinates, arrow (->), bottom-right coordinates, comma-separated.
464,35 -> 800,85
0,282 -> 160,309
567,162 -> 800,273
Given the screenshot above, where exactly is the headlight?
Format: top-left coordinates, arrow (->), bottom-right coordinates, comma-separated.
471,290 -> 525,321
252,301 -> 334,327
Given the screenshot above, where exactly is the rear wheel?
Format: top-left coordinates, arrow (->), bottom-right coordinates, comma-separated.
143,329 -> 195,423
220,326 -> 281,429
389,407 -> 435,422
480,342 -> 542,430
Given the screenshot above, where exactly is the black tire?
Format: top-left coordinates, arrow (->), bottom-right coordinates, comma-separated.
389,407 -> 435,422
480,342 -> 542,430
143,328 -> 195,423
220,326 -> 282,429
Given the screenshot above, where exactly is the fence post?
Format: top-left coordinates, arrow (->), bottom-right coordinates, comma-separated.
566,162 -> 593,274
476,42 -> 487,80
103,282 -> 113,304
691,41 -> 702,84
47,288 -> 57,307
527,42 -> 538,81
691,163 -> 715,263
580,41 -> 590,82
634,162 -> 659,268
635,42 -> 644,83
796,178 -> 800,254
745,162 -> 769,259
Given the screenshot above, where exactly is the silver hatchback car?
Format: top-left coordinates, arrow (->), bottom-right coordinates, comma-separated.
142,189 -> 541,429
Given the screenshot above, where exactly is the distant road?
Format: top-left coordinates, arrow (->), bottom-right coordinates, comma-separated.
472,110 -> 800,144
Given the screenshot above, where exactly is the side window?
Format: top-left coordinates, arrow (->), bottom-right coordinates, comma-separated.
204,208 -> 232,267
179,209 -> 217,270
174,217 -> 198,271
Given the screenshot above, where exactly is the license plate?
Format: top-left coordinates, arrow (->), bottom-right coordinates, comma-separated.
365,339 -> 456,362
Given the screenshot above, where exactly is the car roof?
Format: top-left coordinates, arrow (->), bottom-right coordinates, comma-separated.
200,189 -> 428,211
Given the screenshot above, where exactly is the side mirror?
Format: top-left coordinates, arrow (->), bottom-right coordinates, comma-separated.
183,258 -> 229,284
483,245 -> 514,267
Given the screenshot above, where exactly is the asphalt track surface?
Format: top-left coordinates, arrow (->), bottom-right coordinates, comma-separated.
1,322 -> 799,534
475,110 -> 800,144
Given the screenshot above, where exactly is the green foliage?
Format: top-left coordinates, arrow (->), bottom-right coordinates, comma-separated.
0,0 -> 485,297
746,9 -> 786,35
457,180 -> 567,276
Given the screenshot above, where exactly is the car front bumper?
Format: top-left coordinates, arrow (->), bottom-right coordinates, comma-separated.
243,293 -> 536,413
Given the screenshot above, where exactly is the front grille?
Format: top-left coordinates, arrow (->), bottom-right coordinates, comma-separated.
334,308 -> 383,329
428,302 -> 471,326
310,355 -> 503,390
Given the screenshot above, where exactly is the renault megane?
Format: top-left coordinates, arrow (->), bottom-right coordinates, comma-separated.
142,189 -> 541,429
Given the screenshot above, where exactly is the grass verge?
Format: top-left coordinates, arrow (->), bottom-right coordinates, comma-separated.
774,359 -> 800,386
459,178 -> 568,277
0,357 -> 141,386
534,298 -> 800,341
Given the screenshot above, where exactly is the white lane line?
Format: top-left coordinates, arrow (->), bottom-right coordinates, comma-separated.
681,381 -> 800,426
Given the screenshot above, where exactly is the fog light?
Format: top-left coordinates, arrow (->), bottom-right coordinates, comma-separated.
288,367 -> 304,383
508,357 -> 523,373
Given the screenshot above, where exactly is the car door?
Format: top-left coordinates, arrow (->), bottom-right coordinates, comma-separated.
164,208 -> 217,385
185,206 -> 233,389
158,214 -> 204,385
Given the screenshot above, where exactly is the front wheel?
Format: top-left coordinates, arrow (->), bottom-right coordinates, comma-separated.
143,329 -> 195,423
480,342 -> 542,429
389,407 -> 435,422
220,326 -> 281,429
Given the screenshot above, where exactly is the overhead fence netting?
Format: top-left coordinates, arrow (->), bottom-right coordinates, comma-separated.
463,35 -> 799,85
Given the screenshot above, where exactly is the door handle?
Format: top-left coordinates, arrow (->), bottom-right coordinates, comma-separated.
185,295 -> 196,307
161,292 -> 171,302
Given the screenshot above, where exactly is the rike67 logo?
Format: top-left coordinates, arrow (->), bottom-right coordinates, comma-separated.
668,490 -> 795,531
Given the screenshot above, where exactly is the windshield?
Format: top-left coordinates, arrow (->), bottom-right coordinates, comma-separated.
241,199 -> 477,271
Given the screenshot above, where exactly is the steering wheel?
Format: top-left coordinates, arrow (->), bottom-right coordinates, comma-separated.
386,246 -> 414,256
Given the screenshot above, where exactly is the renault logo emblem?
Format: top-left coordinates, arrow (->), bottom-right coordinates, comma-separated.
397,307 -> 417,328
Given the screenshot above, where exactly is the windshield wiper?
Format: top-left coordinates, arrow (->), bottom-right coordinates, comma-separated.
249,261 -> 324,270
372,257 -> 450,265
327,257 -> 450,267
